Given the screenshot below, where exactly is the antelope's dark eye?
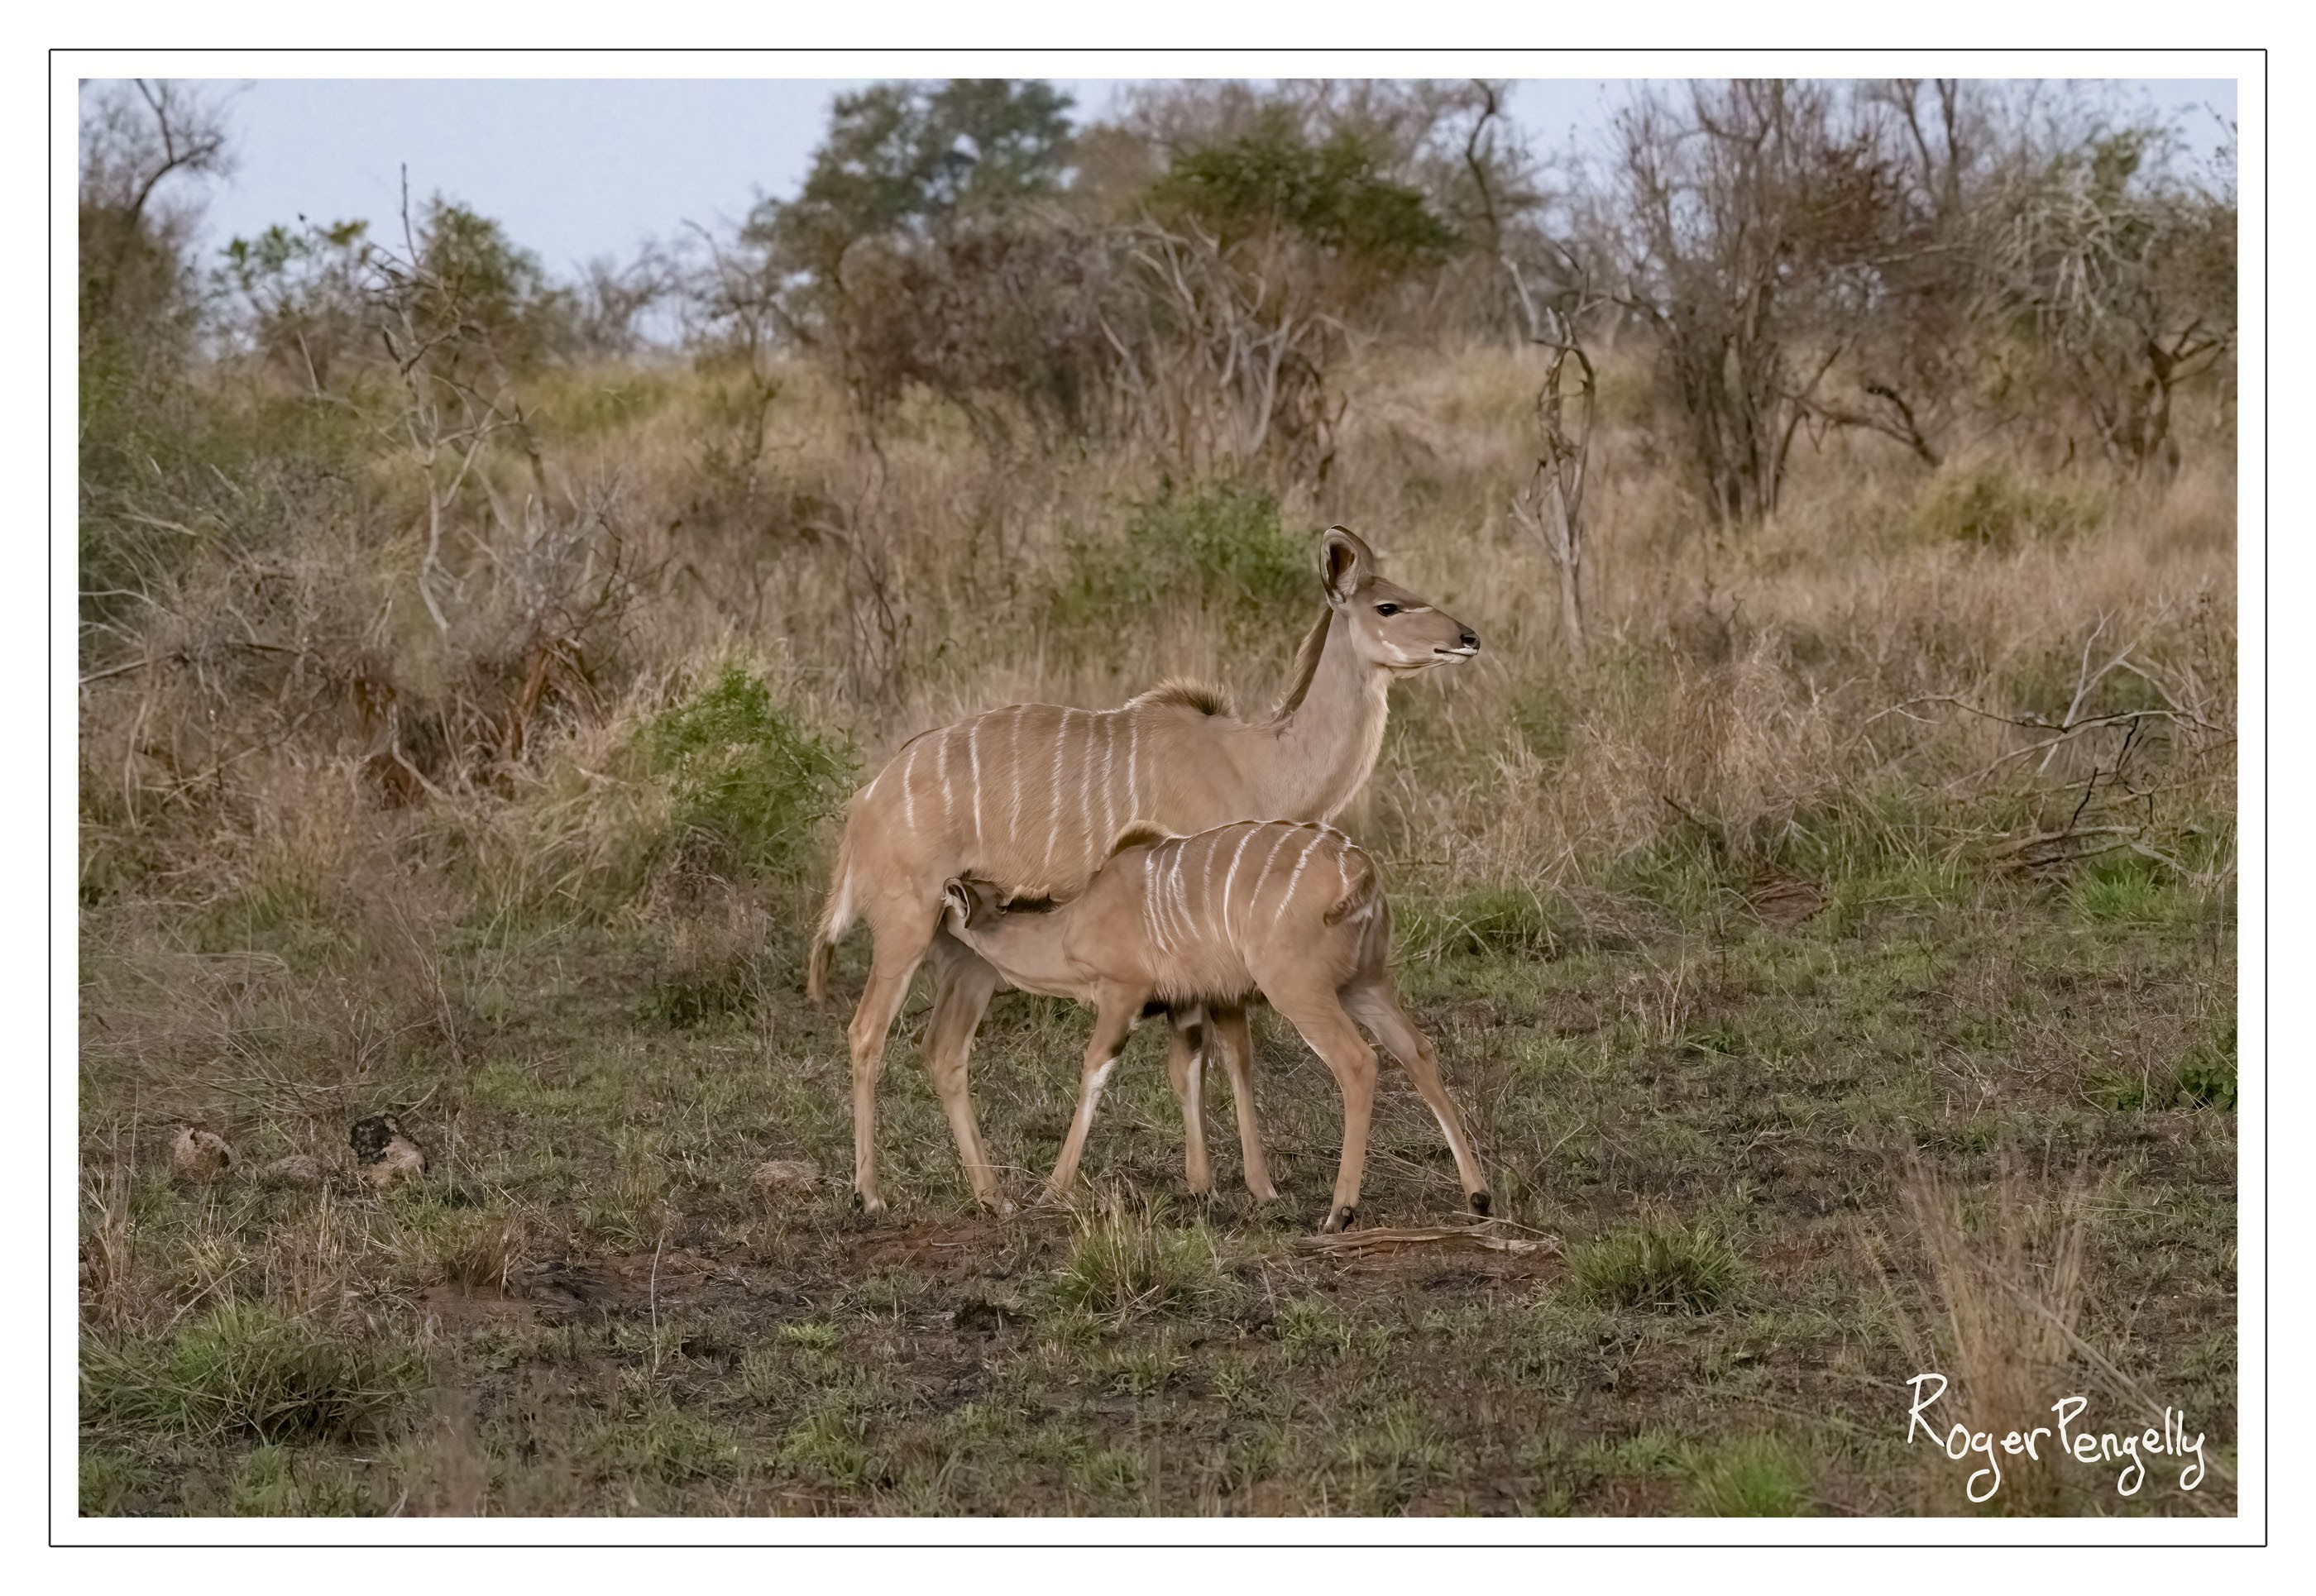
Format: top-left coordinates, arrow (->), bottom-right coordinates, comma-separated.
1376,602 -> 1400,617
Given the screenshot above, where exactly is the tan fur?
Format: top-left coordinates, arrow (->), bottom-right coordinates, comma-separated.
1106,821 -> 1173,858
1269,608 -> 1333,719
940,821 -> 1491,1229
1140,679 -> 1235,718
811,526 -> 1482,1215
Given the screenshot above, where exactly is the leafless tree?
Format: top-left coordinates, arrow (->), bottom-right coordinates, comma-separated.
1609,80 -> 1904,524
1466,83 -> 1598,658
79,79 -> 233,337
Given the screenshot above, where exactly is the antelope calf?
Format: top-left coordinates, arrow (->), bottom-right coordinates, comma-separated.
940,821 -> 1491,1232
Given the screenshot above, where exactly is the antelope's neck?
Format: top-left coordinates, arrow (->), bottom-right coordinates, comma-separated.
1265,621 -> 1390,821
964,914 -> 1083,1000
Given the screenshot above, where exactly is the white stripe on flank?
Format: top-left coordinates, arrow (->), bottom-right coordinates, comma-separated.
966,720 -> 983,848
1044,710 -> 1070,873
1148,840 -> 1175,951
1170,843 -> 1195,953
1076,713 -> 1095,872
1163,841 -> 1191,954
900,740 -> 921,829
1143,852 -> 1170,956
938,727 -> 956,825
1273,831 -> 1325,929
1098,715 -> 1117,848
1007,705 -> 1026,836
1125,718 -> 1140,824
1245,825 -> 1294,934
1196,833 -> 1219,939
1218,825 -> 1256,952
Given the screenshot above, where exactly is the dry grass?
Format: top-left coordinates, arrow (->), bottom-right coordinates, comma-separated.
77,335 -> 2236,1517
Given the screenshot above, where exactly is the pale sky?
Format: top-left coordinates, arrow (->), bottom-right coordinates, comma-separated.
145,77 -> 2239,279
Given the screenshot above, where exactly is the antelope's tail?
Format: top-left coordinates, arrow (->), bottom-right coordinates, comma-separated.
806,827 -> 857,1006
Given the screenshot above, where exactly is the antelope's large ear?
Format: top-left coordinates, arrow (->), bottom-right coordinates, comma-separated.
1320,526 -> 1375,606
940,878 -> 974,929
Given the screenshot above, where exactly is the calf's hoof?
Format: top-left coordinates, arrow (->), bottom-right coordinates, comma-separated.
1469,1190 -> 1493,1217
852,1189 -> 888,1220
1322,1204 -> 1357,1235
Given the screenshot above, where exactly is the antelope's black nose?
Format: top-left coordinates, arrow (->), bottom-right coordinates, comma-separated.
1459,629 -> 1480,651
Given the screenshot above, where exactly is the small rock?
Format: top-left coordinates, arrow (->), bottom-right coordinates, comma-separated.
262,1154 -> 325,1190
750,1159 -> 821,1197
350,1114 -> 429,1192
170,1126 -> 233,1184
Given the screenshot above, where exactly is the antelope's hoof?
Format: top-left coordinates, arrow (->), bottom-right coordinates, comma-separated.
1469,1190 -> 1493,1217
852,1190 -> 888,1220
1323,1205 -> 1357,1235
991,1195 -> 1020,1218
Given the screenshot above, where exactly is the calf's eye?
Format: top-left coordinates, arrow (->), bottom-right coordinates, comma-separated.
1376,602 -> 1400,617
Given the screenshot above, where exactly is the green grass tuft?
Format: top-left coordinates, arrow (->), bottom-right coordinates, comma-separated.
81,1302 -> 426,1445
1682,1435 -> 1813,1516
1575,1221 -> 1740,1313
1041,1199 -> 1233,1320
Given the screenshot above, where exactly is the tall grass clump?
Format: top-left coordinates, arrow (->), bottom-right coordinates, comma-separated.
1575,1218 -> 1740,1312
81,1302 -> 427,1445
1878,1159 -> 2090,1512
1040,1194 -> 1234,1321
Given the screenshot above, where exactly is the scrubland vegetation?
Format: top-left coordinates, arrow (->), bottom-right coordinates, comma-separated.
77,76 -> 2236,1516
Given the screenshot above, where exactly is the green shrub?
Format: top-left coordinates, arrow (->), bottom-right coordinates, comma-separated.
1575,1220 -> 1740,1312
1049,483 -> 1309,644
81,1302 -> 426,1445
1151,111 -> 1457,272
644,664 -> 854,879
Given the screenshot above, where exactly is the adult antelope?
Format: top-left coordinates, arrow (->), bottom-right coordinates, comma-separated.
807,527 -> 1479,1215
939,821 -> 1491,1231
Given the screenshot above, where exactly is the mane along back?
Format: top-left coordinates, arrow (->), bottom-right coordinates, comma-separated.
1269,609 -> 1333,721
1137,680 -> 1234,718
1105,822 -> 1174,858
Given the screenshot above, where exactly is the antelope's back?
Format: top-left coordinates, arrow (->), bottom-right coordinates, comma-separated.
849,693 -> 1248,896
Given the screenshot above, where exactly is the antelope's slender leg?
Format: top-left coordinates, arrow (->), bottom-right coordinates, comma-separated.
1270,990 -> 1379,1232
921,934 -> 1010,1214
1164,1010 -> 1213,1197
1208,1005 -> 1277,1202
1345,982 -> 1491,1214
846,910 -> 935,1216
1046,998 -> 1140,1201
